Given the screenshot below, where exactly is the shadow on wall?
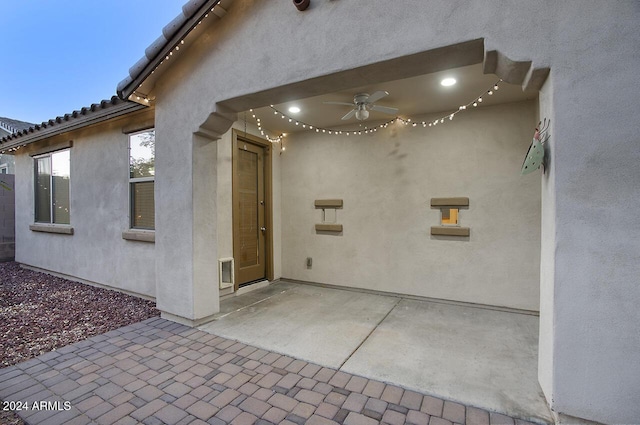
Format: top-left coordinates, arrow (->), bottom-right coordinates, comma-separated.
0,174 -> 15,262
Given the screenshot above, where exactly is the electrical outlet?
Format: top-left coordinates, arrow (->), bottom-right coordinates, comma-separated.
306,257 -> 312,269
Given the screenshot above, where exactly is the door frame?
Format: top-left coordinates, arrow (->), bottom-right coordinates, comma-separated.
231,129 -> 274,289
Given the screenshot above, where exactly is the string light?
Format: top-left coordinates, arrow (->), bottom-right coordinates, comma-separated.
244,80 -> 503,139
128,3 -> 226,105
248,109 -> 285,148
129,91 -> 153,104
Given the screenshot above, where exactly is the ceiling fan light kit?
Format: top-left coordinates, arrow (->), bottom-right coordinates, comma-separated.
355,107 -> 369,121
324,90 -> 399,121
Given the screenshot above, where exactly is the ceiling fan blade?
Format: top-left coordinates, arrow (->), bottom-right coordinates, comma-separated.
323,101 -> 354,107
341,109 -> 356,120
366,90 -> 389,104
370,105 -> 399,115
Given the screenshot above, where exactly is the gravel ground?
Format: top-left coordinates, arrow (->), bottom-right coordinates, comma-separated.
0,410 -> 24,425
0,262 -> 159,367
0,261 -> 160,425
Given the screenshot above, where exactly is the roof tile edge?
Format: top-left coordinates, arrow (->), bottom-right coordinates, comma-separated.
116,0 -> 220,99
0,97 -> 146,151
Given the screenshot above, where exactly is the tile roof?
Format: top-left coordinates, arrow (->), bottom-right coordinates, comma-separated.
2,0 -> 219,152
0,117 -> 34,137
0,96 -> 146,152
117,0 -> 220,99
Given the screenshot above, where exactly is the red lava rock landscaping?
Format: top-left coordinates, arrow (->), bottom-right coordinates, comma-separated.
0,262 -> 159,424
0,261 -> 159,368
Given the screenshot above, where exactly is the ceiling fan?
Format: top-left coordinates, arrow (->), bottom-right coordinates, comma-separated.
324,90 -> 399,121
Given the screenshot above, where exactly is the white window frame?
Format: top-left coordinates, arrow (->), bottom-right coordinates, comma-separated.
0,164 -> 7,174
128,129 -> 155,230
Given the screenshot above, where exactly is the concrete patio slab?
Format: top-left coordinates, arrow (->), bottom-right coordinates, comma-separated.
200,281 -> 552,424
200,283 -> 399,368
341,299 -> 551,424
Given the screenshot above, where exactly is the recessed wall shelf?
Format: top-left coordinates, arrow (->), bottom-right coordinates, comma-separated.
430,226 -> 470,236
431,197 -> 470,237
430,197 -> 469,207
316,199 -> 343,233
315,199 -> 343,208
315,224 -> 343,232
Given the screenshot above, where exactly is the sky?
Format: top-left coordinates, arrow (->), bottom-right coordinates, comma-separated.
0,1 -> 186,125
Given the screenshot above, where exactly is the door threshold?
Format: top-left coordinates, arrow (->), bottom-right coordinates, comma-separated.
235,279 -> 271,296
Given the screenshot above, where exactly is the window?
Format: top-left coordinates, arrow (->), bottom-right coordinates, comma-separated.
129,129 -> 155,229
441,208 -> 459,226
0,165 -> 7,174
34,149 -> 70,224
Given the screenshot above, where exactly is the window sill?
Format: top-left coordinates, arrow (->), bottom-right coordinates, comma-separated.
122,229 -> 155,243
29,223 -> 74,235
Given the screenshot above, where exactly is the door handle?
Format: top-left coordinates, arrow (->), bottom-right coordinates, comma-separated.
260,227 -> 266,232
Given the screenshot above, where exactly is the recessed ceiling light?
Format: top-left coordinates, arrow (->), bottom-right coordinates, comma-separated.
288,106 -> 301,113
441,78 -> 457,87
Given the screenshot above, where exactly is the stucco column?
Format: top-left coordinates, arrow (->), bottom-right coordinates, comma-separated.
193,133 -> 220,319
537,21 -> 640,421
154,107 -> 221,326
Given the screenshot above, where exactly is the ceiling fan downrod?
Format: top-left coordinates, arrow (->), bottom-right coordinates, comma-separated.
293,0 -> 310,11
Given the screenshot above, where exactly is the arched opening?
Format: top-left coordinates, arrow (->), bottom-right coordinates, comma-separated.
198,41 -> 550,422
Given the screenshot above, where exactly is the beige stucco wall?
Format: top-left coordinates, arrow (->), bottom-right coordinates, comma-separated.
281,100 -> 539,311
14,111 -> 156,298
140,0 -> 640,422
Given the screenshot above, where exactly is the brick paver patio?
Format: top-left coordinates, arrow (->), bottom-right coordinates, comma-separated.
0,317 -> 540,425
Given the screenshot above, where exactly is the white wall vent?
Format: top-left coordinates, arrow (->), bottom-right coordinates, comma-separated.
218,257 -> 234,289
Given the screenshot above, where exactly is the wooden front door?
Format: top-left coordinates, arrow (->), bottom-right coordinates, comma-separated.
233,133 -> 269,288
